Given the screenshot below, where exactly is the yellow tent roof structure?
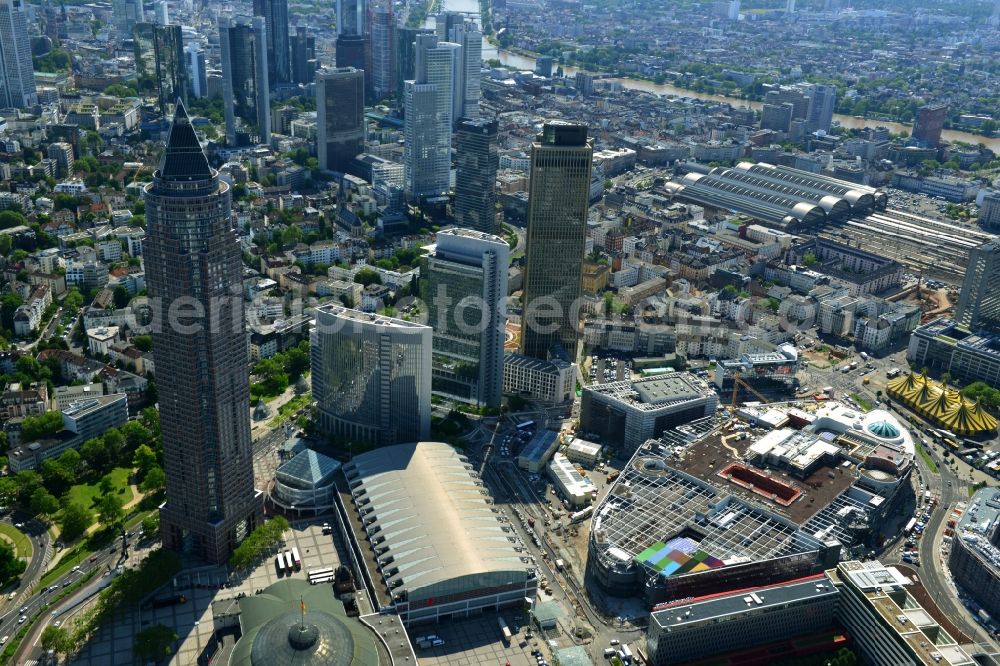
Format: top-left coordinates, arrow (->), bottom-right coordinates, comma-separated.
886,373 -> 997,436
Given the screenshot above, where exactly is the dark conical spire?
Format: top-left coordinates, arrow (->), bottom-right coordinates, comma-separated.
159,99 -> 213,181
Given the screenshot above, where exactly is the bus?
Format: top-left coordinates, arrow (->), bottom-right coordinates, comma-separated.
497,616 -> 512,642
904,517 -> 917,535
308,567 -> 336,585
516,420 -> 535,431
291,547 -> 302,571
887,368 -> 901,379
283,551 -> 294,573
276,555 -> 286,575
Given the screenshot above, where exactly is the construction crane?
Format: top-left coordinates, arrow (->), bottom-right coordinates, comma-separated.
730,372 -> 771,408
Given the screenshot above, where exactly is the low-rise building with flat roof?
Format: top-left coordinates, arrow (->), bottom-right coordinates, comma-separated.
547,453 -> 596,507
564,438 -> 603,467
517,429 -> 560,473
580,373 -> 718,452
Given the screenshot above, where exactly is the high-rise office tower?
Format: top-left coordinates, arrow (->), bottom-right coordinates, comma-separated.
446,19 -> 482,123
805,84 -> 836,133
404,34 -> 458,199
337,0 -> 366,36
134,23 -> 188,116
290,27 -> 316,85
253,0 -> 290,86
520,121 -> 593,360
185,44 -> 207,98
219,16 -> 271,146
913,103 -> 948,148
395,26 -> 432,103
0,0 -> 36,108
763,86 -> 809,120
422,228 -> 508,407
454,117 -> 499,234
956,240 -> 1000,333
316,67 -> 366,174
311,304 -> 431,446
435,10 -> 464,43
335,34 -> 368,72
760,103 -> 794,133
151,0 -> 168,24
368,0 -> 395,100
113,0 -> 143,39
144,103 -> 261,564
786,0 -> 795,11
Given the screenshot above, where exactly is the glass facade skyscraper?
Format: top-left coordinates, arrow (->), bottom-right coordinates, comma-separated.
0,0 -> 36,109
956,240 -> 1000,333
454,118 -> 499,235
316,67 -> 366,173
253,0 -> 290,85
219,15 -> 271,146
144,103 -> 261,564
404,34 -> 458,199
422,228 -> 508,407
312,305 -> 431,446
134,23 -> 187,116
520,122 -> 593,360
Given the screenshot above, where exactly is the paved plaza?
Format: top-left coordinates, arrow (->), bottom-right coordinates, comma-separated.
70,518 -> 347,665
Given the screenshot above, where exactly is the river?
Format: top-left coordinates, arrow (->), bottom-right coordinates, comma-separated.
429,0 -> 1000,152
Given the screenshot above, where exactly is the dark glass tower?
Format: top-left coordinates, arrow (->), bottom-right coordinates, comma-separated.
956,240 -> 1000,333
316,67 -> 366,173
454,117 -> 499,235
144,103 -> 261,564
253,0 -> 290,85
520,121 -> 593,360
133,23 -> 188,116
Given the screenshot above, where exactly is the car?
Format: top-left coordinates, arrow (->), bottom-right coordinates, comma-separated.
72,565 -> 81,572
89,555 -> 98,562
19,606 -> 27,614
610,639 -> 620,645
6,592 -> 14,600
17,616 -> 25,624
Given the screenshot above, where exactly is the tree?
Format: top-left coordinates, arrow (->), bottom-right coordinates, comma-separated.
60,501 -> 93,542
121,420 -> 154,451
97,493 -> 124,527
14,470 -> 43,506
133,444 -> 157,478
141,512 -> 160,537
354,268 -> 382,286
81,437 -> 110,472
20,411 -> 64,441
133,335 -> 153,352
64,287 -> 84,312
133,624 -> 179,662
801,252 -> 818,267
97,473 -> 115,497
113,285 -> 131,309
0,542 -> 25,587
40,625 -> 73,656
29,487 -> 59,518
0,478 -> 18,506
102,428 -> 124,460
39,459 -> 74,497
139,466 -> 165,493
940,371 -> 952,386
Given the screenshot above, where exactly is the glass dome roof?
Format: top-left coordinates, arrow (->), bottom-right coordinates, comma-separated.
250,611 -> 356,666
867,420 -> 900,439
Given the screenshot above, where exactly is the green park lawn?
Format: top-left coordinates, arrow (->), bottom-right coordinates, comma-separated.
0,523 -> 31,559
63,467 -> 134,514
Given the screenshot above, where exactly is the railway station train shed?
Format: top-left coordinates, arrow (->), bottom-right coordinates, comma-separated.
663,161 -> 887,231
342,442 -> 538,624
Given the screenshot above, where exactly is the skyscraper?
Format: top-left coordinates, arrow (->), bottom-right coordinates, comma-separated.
311,305 -> 431,446
336,0 -> 366,36
446,19 -> 482,123
290,27 -> 316,85
404,34 -> 458,199
368,0 -> 395,100
395,27 -> 432,102
112,0 -> 143,39
913,103 -> 948,148
144,103 -> 261,564
0,0 -> 36,109
253,0 -> 290,86
134,23 -> 188,116
422,228 -> 508,407
805,84 -> 836,133
185,44 -> 208,98
520,122 -> 593,360
956,240 -> 1000,333
316,67 -> 366,174
435,10 -> 464,43
219,16 -> 271,146
454,117 -> 499,234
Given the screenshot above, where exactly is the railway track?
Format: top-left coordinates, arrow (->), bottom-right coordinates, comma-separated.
816,208 -> 995,283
